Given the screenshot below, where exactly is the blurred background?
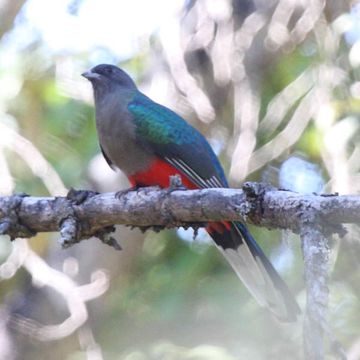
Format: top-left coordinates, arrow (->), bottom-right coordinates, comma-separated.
1,0 -> 360,359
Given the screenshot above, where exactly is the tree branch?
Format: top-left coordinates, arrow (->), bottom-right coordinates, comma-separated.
0,182 -> 357,244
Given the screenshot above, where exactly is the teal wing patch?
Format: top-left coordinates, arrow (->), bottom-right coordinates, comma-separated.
128,94 -> 195,145
128,93 -> 228,187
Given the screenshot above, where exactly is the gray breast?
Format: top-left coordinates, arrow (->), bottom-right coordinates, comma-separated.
95,92 -> 155,175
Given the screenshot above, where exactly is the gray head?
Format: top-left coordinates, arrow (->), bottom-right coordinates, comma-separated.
82,64 -> 137,98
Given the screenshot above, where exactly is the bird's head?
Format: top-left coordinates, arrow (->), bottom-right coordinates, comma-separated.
82,64 -> 136,96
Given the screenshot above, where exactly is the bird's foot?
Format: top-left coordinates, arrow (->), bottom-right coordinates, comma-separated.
67,188 -> 99,205
167,174 -> 187,193
115,185 -> 160,199
115,185 -> 141,200
318,192 -> 339,197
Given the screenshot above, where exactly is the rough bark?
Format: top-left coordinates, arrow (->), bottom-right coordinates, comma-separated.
0,183 -> 355,245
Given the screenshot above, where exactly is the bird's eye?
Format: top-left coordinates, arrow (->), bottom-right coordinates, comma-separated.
105,67 -> 113,74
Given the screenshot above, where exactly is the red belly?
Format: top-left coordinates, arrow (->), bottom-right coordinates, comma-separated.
128,158 -> 197,189
128,157 -> 230,233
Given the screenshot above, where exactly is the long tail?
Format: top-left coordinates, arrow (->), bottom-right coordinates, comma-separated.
207,221 -> 300,322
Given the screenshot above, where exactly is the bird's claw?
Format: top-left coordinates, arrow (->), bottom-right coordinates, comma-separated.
115,185 -> 142,200
67,188 -> 98,205
115,185 -> 162,199
167,174 -> 187,193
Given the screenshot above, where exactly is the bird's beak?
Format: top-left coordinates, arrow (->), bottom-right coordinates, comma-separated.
81,70 -> 101,80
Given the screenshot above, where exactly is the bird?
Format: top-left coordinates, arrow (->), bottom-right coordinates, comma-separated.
82,64 -> 300,321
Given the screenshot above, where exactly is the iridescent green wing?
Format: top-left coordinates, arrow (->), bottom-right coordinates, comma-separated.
128,93 -> 227,188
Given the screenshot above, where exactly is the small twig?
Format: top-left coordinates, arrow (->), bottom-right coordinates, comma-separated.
59,216 -> 79,248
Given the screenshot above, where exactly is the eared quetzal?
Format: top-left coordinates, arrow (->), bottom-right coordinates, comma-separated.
82,64 -> 300,321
